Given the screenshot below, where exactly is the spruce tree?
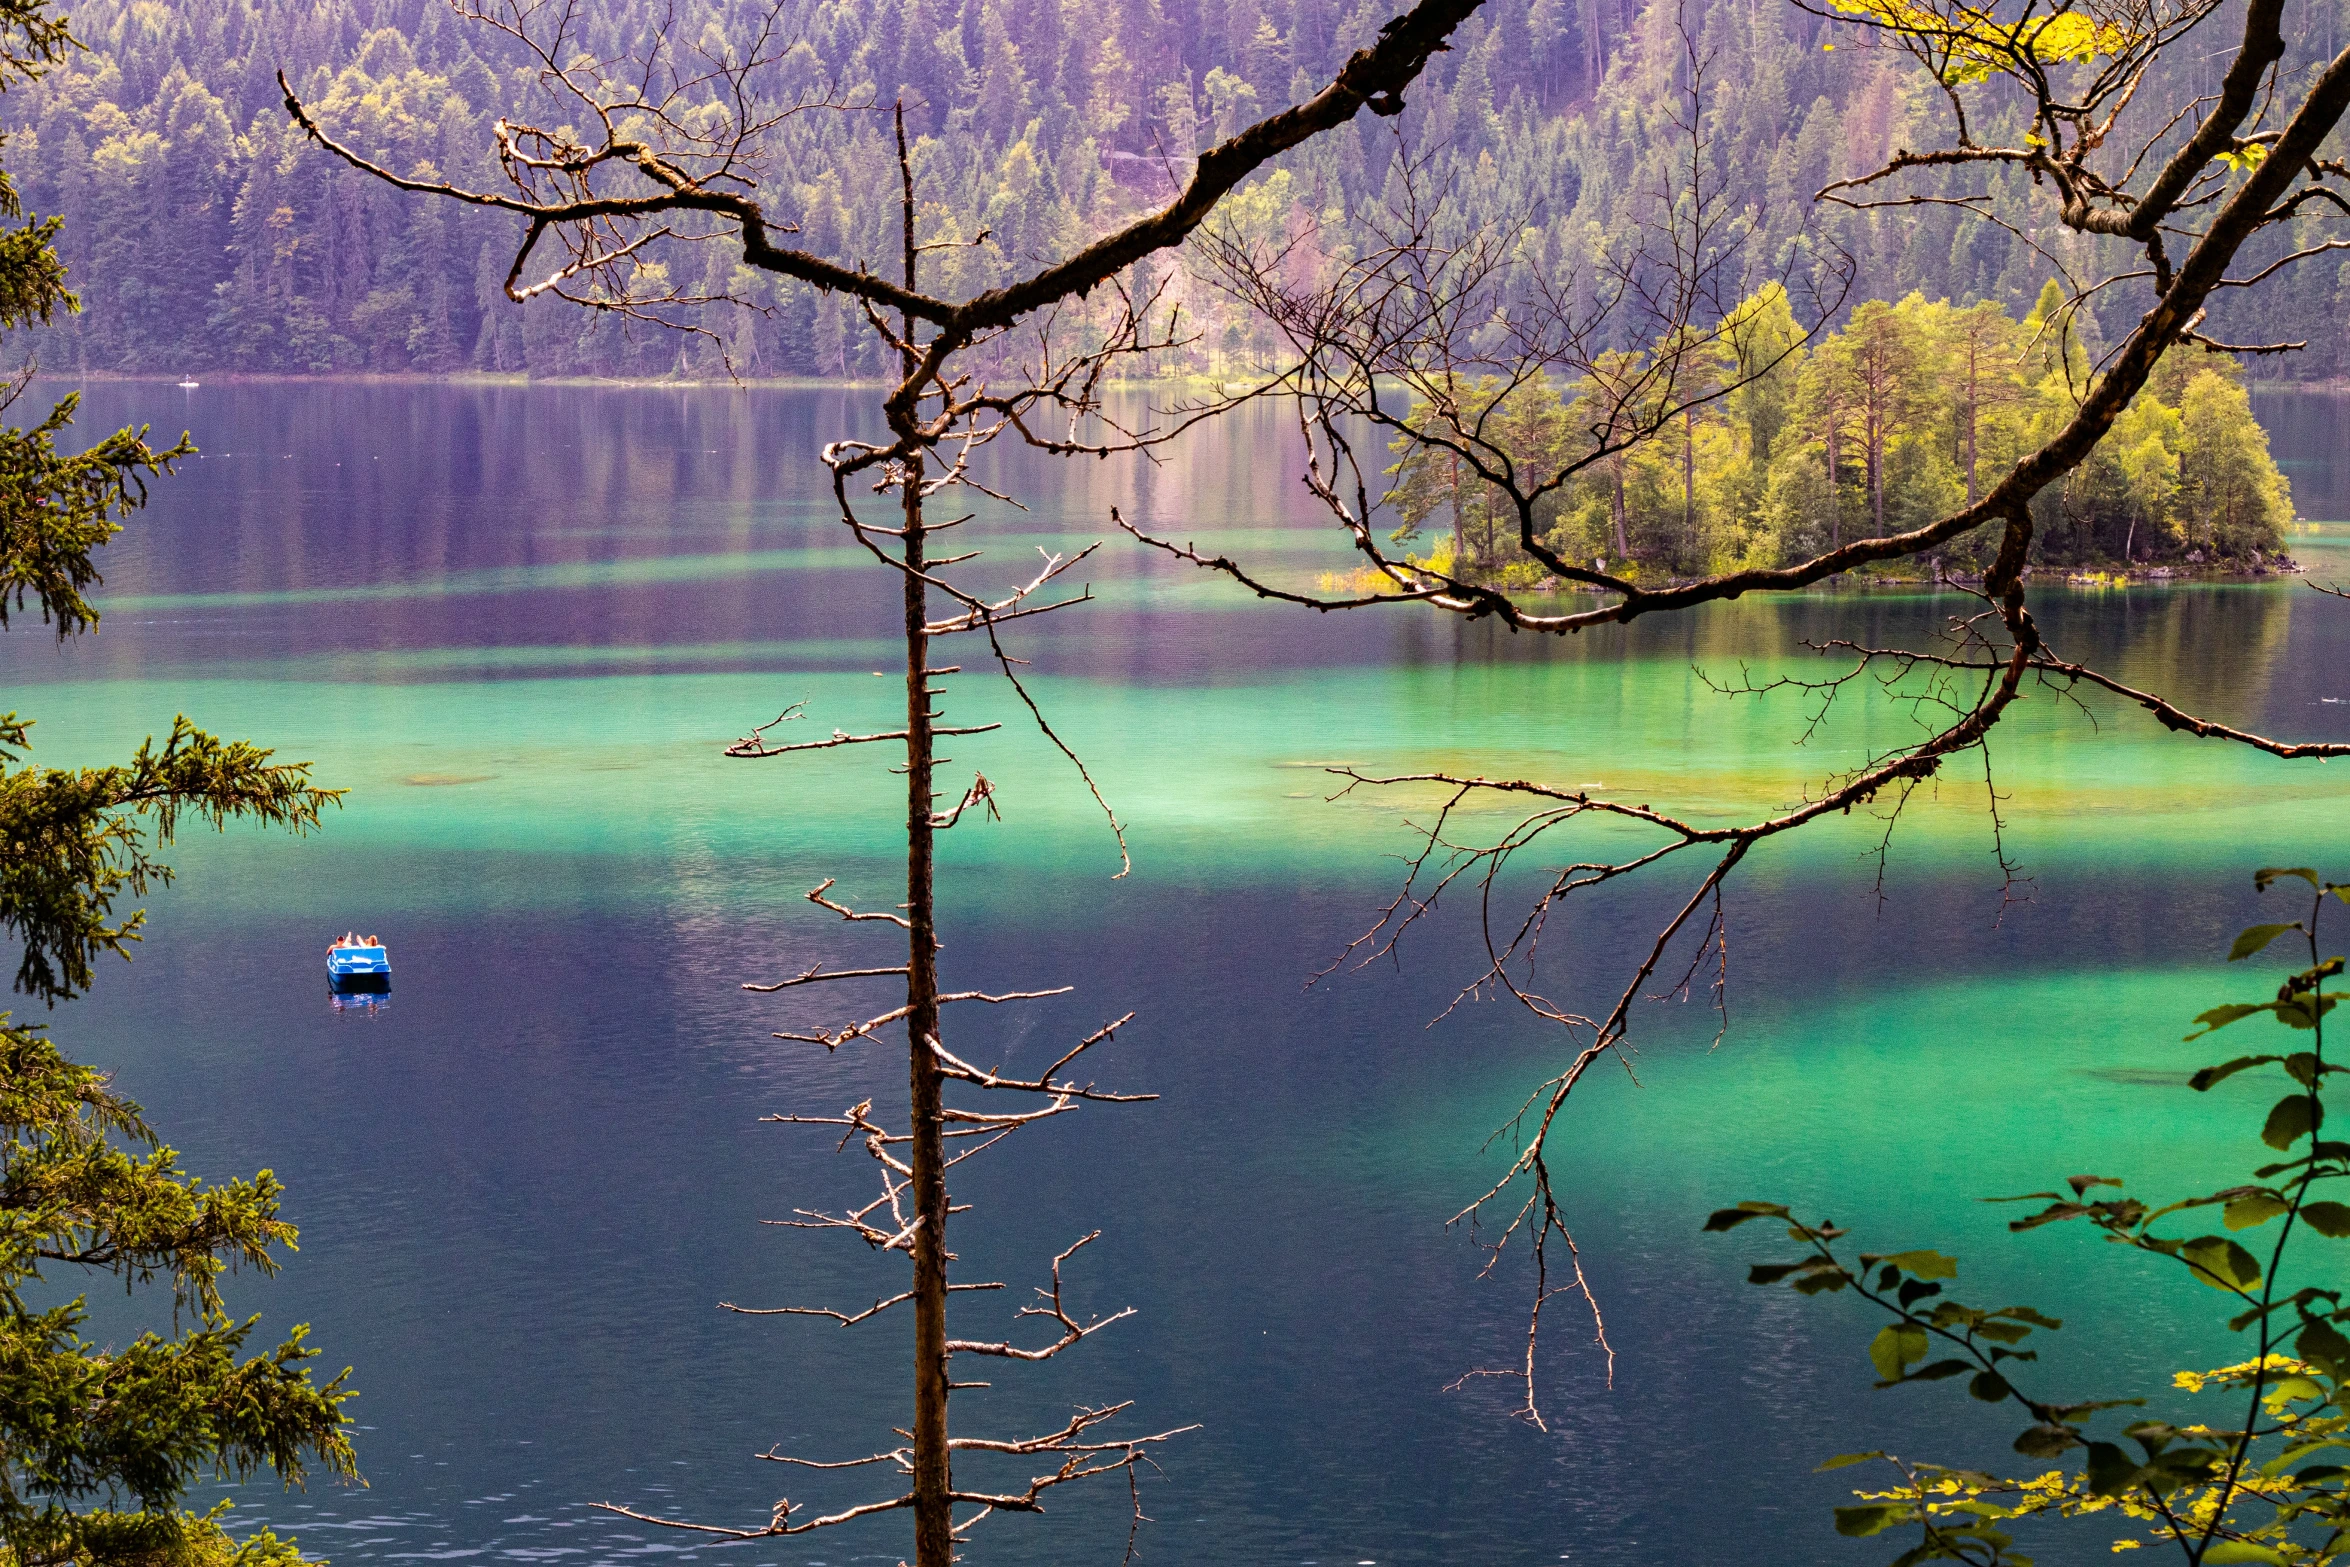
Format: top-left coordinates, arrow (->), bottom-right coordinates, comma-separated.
0,0 -> 358,1559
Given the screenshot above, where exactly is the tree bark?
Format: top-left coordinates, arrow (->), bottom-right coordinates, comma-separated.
1449,450 -> 1464,566
1868,406 -> 1885,537
1682,405 -> 1695,546
904,455 -> 951,1567
1964,340 -> 1979,508
1609,456 -> 1629,558
894,105 -> 953,1567
1825,417 -> 1840,549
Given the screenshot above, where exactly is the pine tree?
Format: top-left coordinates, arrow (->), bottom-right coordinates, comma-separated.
0,1 -> 358,1558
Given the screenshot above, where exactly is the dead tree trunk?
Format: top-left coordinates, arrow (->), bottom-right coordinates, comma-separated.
901,510 -> 952,1566
892,111 -> 953,1567
280,1 -> 1500,1554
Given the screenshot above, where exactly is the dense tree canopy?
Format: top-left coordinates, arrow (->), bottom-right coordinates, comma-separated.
0,0 -> 2343,378
1370,286 -> 2297,584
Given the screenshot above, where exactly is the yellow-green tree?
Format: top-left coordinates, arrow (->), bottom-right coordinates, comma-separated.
2178,369 -> 2294,559
1388,375 -> 1572,579
1724,282 -> 1807,473
1820,298 -> 1942,539
1940,299 -> 2028,508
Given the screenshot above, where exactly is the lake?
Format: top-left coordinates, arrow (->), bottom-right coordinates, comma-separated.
9,378 -> 2350,1566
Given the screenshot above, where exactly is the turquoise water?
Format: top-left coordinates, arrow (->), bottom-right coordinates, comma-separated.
9,380 -> 2350,1565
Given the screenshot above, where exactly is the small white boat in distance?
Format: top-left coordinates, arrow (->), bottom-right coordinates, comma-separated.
176,378 -> 198,388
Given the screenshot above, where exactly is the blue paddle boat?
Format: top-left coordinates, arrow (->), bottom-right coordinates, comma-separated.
328,938 -> 390,995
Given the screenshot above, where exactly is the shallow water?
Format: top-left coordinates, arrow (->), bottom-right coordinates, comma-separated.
11,380 -> 2350,1566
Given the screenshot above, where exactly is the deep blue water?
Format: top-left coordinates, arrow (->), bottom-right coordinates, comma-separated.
7,379 -> 2350,1566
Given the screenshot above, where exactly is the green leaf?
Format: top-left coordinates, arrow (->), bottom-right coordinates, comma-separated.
2257,867 -> 2321,891
1909,1359 -> 1973,1381
2193,1054 -> 2283,1090
2279,994 -> 2340,1030
1970,1370 -> 2012,1402
2145,1445 -> 2222,1483
2204,1543 -> 2288,1565
1997,1306 -> 2064,1329
1869,1324 -> 1929,1382
1747,1263 -> 1803,1284
2084,1441 -> 2141,1496
2299,1318 -> 2350,1378
1948,1500 -> 2017,1521
2303,1201 -> 2350,1237
1880,1249 -> 1959,1280
2182,1234 -> 2265,1292
2225,1191 -> 2292,1230
2265,1094 -> 2321,1151
2015,1423 -> 2081,1457
2189,1005 -> 2275,1041
2232,923 -> 2304,961
1816,1451 -> 1886,1472
1703,1202 -> 1789,1232
1833,1504 -> 1911,1538
2283,1439 -> 2350,1460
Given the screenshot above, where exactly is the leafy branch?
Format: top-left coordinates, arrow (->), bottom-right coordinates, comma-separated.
1715,869 -> 2350,1565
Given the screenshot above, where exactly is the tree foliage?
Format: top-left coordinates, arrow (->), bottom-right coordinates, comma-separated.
1714,871 -> 2350,1565
0,0 -> 2342,377
1,715 -> 341,1005
0,0 -> 356,1556
1374,288 -> 2296,584
0,1020 -> 353,1567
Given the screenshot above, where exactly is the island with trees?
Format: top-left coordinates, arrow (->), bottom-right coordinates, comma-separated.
1380,282 -> 2298,584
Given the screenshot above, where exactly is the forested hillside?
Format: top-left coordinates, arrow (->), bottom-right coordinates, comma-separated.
7,0 -> 2349,378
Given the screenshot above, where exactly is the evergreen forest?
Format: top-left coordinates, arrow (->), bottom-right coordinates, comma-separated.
8,0 -> 2350,383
